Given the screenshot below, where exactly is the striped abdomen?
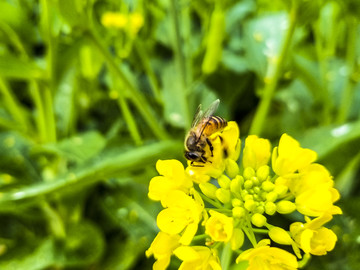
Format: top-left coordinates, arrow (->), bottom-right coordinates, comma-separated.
200,116 -> 227,136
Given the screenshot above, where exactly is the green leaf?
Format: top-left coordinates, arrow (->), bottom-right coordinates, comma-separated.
243,12 -> 288,78
0,56 -> 45,80
0,140 -> 182,210
34,131 -> 107,164
298,121 -> 360,160
0,238 -> 55,270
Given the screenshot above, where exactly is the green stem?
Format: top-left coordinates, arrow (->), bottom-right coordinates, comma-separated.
252,228 -> 269,234
249,0 -> 298,136
169,0 -> 191,128
199,193 -> 224,209
40,0 -> 57,142
221,242 -> 232,270
313,23 -> 332,124
0,78 -> 28,131
336,16 -> 357,124
29,82 -> 47,142
134,40 -> 162,102
41,201 -> 66,239
116,89 -> 143,145
86,31 -> 169,140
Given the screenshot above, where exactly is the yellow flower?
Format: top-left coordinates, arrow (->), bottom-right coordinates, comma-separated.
186,121 -> 241,181
284,164 -> 331,195
236,239 -> 298,270
148,160 -> 193,204
295,183 -> 342,217
129,12 -> 144,35
146,232 -> 181,270
101,12 -> 128,28
174,246 -> 221,270
243,135 -> 271,170
157,190 -> 204,245
205,210 -> 233,242
272,134 -> 317,177
290,215 -> 338,256
101,11 -> 144,35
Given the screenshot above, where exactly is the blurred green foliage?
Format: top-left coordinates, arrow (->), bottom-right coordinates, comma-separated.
0,0 -> 359,269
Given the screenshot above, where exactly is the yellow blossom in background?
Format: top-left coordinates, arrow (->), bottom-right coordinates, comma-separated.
174,246 -> 221,270
148,159 -> 193,203
236,239 -> 298,270
205,210 -> 233,242
290,215 -> 338,255
101,11 -> 144,35
145,232 -> 181,270
157,189 -> 204,245
243,135 -> 271,170
129,12 -> 144,35
101,12 -> 127,28
272,133 -> 317,177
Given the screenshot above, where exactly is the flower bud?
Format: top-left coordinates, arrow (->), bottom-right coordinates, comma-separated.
230,175 -> 243,196
243,167 -> 255,179
266,191 -> 278,202
256,165 -> 270,181
232,206 -> 246,218
277,200 -> 296,214
218,175 -> 231,189
226,159 -> 239,178
216,188 -> 231,204
231,228 -> 245,250
274,184 -> 288,197
251,213 -> 267,227
199,182 -> 218,200
251,176 -> 260,186
232,198 -> 242,207
244,199 -> 256,211
264,201 -> 277,215
254,205 -> 264,214
262,180 -> 275,192
269,227 -> 293,245
244,179 -> 253,189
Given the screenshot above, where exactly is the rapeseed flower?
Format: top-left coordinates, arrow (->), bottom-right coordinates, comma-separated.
174,246 -> 221,270
290,215 -> 338,255
236,239 -> 298,270
146,232 -> 181,270
147,119 -> 342,269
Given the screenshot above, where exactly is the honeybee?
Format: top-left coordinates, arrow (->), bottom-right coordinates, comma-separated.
184,99 -> 227,165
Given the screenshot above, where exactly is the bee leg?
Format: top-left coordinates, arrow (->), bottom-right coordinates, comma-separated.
206,138 -> 214,157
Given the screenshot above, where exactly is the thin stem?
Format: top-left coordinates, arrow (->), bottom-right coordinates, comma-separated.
249,0 -> 298,136
313,23 -> 332,125
199,193 -> 224,209
336,16 -> 357,124
134,40 -> 162,102
40,0 -> 57,142
86,31 -> 169,140
116,89 -> 143,145
41,201 -> 66,239
0,78 -> 28,131
29,81 -> 47,142
169,0 -> 191,129
221,242 -> 232,270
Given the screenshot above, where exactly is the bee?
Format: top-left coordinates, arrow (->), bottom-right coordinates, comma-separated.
184,99 -> 227,165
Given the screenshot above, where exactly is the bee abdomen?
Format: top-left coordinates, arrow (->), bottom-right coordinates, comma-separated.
203,116 -> 227,135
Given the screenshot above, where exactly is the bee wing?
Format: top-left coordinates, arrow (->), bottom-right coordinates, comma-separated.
202,99 -> 220,118
191,104 -> 204,128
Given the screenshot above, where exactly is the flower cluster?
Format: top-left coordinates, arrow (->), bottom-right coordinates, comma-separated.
146,121 -> 342,269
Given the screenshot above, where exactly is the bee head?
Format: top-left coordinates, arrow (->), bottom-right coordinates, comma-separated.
184,151 -> 203,162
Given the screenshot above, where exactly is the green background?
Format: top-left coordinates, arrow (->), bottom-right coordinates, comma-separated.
0,0 -> 359,269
